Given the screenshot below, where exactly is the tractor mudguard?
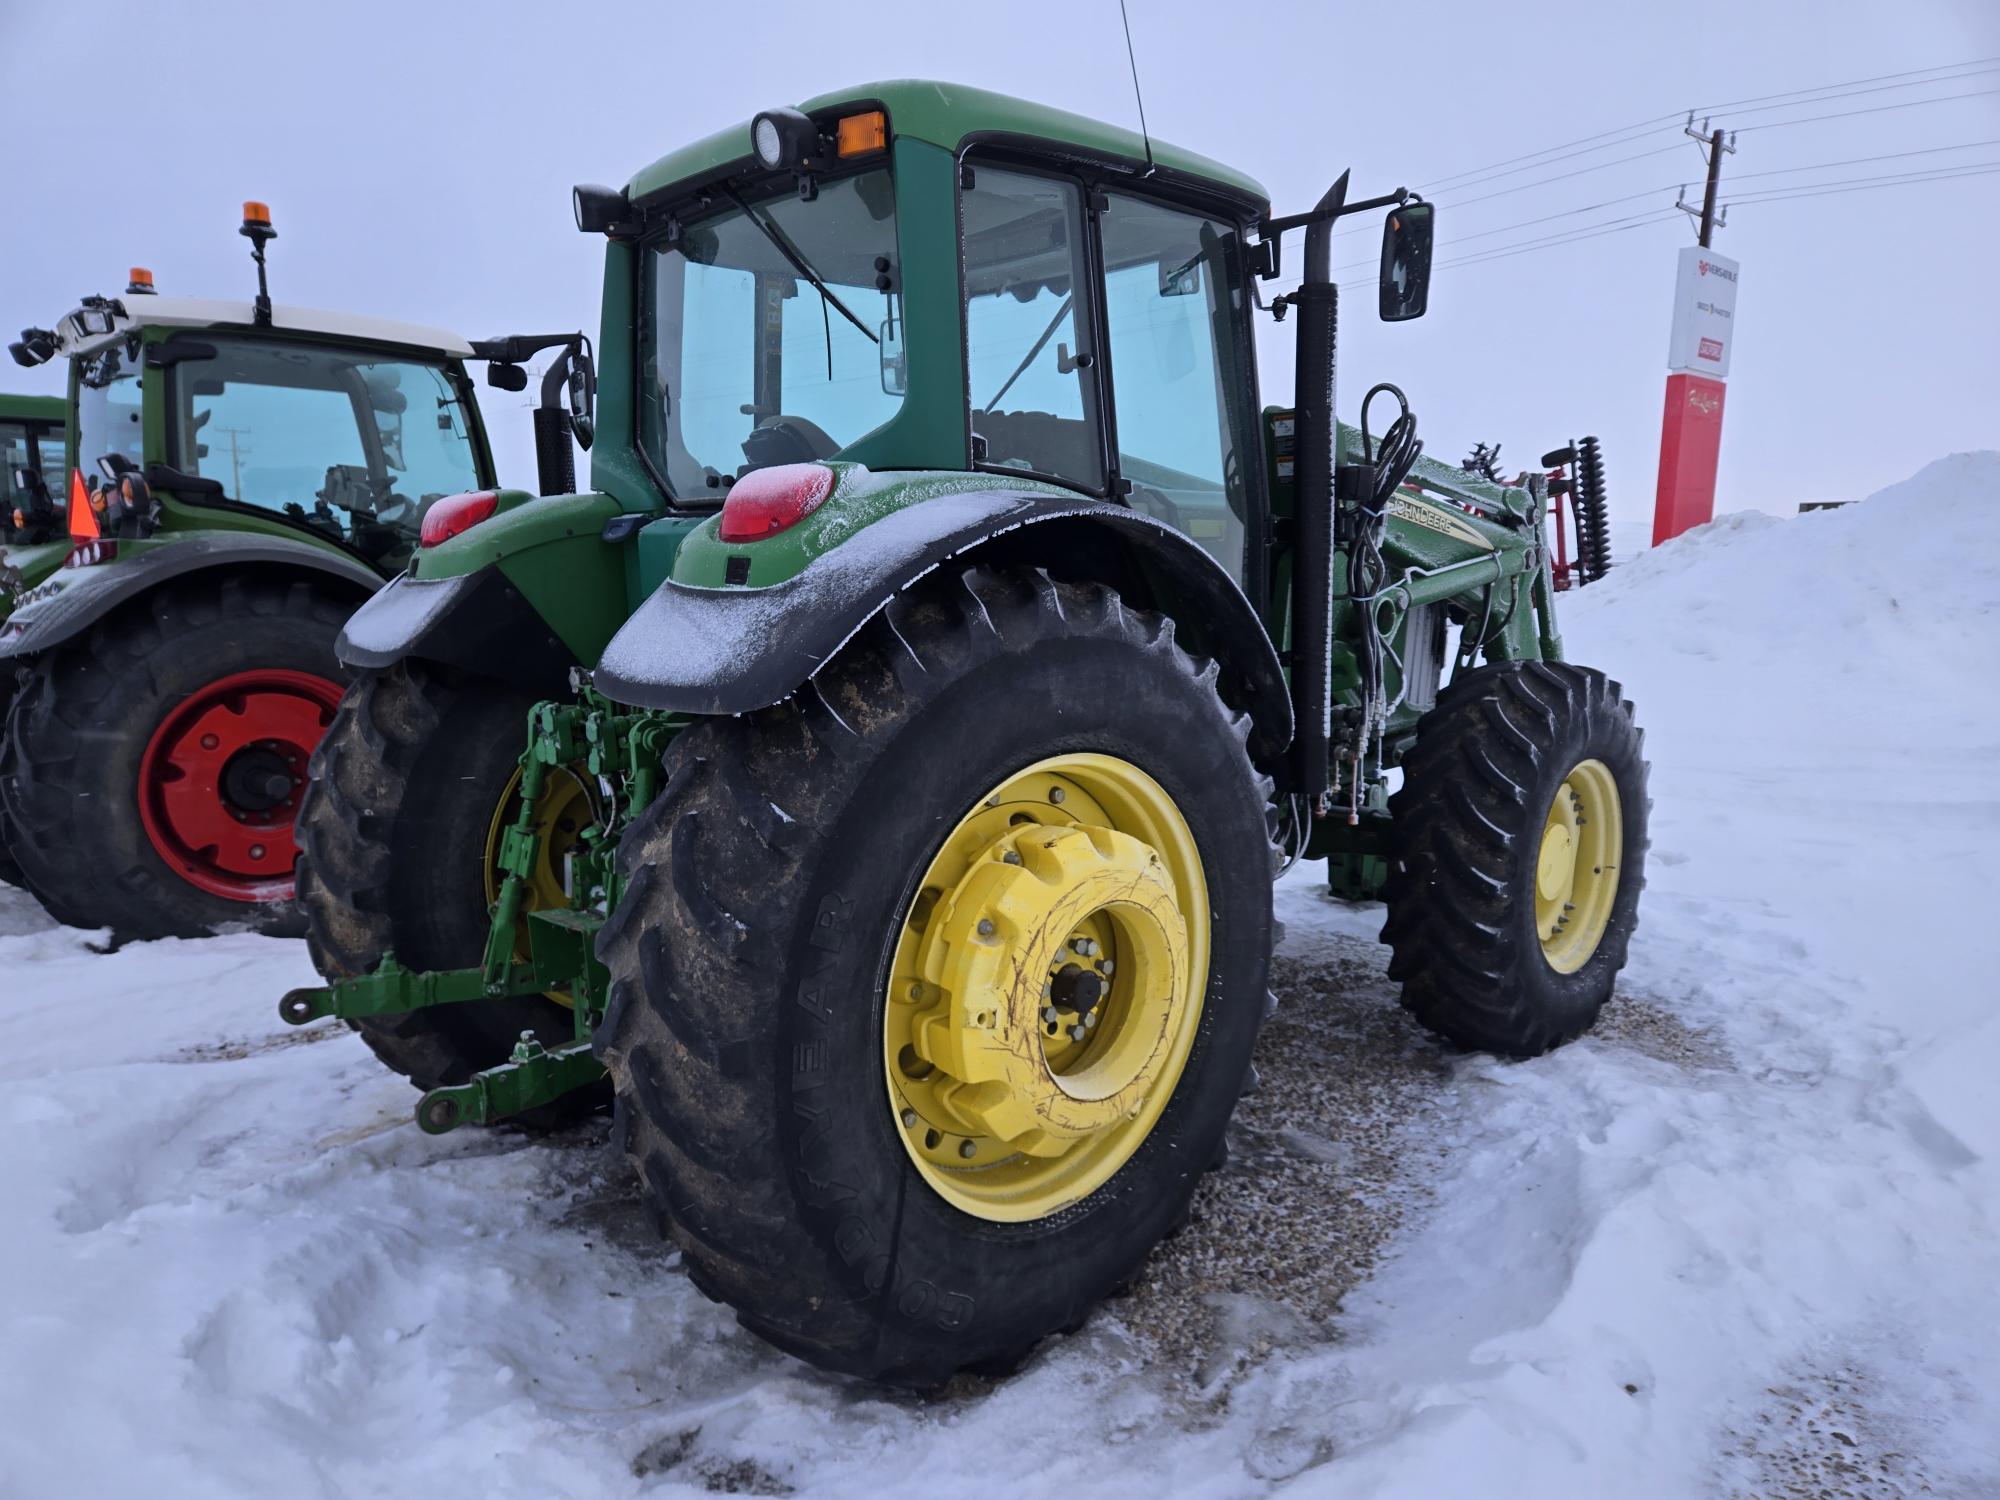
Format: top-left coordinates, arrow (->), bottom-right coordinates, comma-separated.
0,532 -> 379,662
592,490 -> 1294,761
337,564 -> 581,698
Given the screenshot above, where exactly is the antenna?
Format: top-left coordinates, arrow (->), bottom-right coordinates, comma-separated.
1116,0 -> 1155,174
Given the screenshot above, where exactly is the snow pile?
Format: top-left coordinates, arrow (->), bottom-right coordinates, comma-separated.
2,453 -> 1997,1497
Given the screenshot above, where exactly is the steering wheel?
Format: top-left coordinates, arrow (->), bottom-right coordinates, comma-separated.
1125,483 -> 1185,531
742,415 -> 840,469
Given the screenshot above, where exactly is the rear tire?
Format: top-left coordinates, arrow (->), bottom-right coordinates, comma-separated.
295,659 -> 605,1128
0,575 -> 351,938
0,675 -> 24,891
1382,660 -> 1648,1056
596,567 -> 1276,1386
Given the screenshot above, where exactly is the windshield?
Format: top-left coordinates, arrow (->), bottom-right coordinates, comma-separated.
641,168 -> 902,498
168,336 -> 482,568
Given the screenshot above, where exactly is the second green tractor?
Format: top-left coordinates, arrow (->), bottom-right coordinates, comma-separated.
284,81 -> 1650,1386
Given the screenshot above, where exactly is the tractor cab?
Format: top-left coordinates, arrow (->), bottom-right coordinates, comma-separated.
18,272 -> 496,573
568,82 -> 1435,632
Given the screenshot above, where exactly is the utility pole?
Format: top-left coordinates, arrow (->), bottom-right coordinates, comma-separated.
1654,116 -> 1740,547
212,426 -> 252,500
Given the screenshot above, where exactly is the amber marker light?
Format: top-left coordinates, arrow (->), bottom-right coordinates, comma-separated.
836,110 -> 888,158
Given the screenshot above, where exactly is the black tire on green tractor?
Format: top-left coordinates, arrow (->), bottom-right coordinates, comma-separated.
0,575 -> 352,939
1382,660 -> 1648,1056
0,676 -> 24,891
295,659 -> 607,1129
595,566 -> 1275,1386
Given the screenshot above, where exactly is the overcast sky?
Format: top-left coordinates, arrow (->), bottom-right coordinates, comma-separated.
6,0 -> 1996,539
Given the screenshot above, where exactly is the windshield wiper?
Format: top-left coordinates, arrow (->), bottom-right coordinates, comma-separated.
724,187 -> 878,347
982,293 -> 1073,413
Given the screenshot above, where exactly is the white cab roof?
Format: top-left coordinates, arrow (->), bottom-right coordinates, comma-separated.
58,296 -> 474,360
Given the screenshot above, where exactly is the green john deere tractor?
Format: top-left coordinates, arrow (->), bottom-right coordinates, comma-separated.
0,210 -> 595,935
284,81 -> 1650,1386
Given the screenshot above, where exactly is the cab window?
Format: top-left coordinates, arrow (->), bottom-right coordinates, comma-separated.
1099,192 -> 1257,582
962,166 -> 1104,491
641,168 -> 904,498
167,337 -> 482,567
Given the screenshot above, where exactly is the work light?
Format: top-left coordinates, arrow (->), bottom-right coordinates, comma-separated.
751,108 -> 817,171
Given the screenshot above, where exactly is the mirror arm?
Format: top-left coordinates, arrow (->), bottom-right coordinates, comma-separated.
1259,186 -> 1409,242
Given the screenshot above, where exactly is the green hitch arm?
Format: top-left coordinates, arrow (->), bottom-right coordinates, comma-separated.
277,952 -> 555,1025
415,1033 -> 605,1134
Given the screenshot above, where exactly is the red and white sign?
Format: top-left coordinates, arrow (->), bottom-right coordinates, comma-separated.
1666,246 -> 1740,377
1653,246 -> 1742,545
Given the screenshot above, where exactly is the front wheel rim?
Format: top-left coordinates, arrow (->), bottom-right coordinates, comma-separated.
136,668 -> 343,903
882,753 -> 1210,1223
1535,757 -> 1624,973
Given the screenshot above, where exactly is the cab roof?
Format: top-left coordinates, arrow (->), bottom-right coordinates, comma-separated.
0,393 -> 64,423
55,296 -> 474,361
625,78 -> 1271,215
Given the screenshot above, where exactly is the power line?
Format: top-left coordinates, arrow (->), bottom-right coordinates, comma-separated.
1408,142 -> 1687,222
1324,163 -> 1999,289
1725,137 -> 2000,183
1700,61 -> 2000,124
1419,118 -> 1680,194
1302,140 -> 2000,286
1725,160 -> 2000,205
1416,56 -> 2000,198
1733,86 -> 2000,133
1396,95 -> 2000,232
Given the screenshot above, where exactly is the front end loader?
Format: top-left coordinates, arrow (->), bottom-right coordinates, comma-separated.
285,81 -> 1650,1386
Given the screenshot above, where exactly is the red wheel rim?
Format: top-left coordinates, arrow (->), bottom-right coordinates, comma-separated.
136,668 -> 344,904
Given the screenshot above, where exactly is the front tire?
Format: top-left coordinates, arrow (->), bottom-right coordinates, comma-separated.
596,567 -> 1275,1385
296,659 -> 604,1126
1382,660 -> 1649,1056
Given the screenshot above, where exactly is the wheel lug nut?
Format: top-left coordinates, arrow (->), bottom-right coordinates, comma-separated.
1042,1006 -> 1060,1024
200,733 -> 219,750
1047,787 -> 1065,804
249,844 -> 266,860
901,1108 -> 918,1127
1099,959 -> 1114,976
1084,1011 -> 1097,1029
958,1140 -> 978,1159
1002,850 -> 1022,865
977,918 -> 996,937
1069,1024 -> 1087,1042
1075,938 -> 1097,957
908,982 -> 925,1000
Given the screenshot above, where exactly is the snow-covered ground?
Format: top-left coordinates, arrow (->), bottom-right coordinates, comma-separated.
3,454 -> 1996,1498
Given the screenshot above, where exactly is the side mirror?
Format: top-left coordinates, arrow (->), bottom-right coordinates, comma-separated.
567,346 -> 597,451
879,315 -> 906,396
1379,200 -> 1434,322
487,362 -> 529,393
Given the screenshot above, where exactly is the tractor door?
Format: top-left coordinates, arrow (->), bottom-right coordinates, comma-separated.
960,158 -> 1264,602
1095,192 -> 1262,592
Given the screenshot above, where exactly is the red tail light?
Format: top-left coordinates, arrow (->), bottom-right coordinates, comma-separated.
718,464 -> 835,544
420,490 -> 499,547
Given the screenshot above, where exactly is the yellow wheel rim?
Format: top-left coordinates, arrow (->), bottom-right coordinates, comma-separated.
1535,757 -> 1623,974
483,764 -> 597,1006
882,754 -> 1210,1223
